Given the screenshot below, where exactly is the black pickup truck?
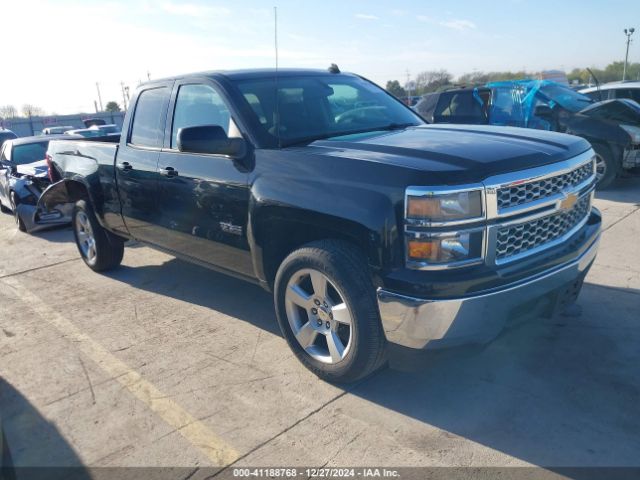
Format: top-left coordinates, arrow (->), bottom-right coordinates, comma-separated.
41,68 -> 601,382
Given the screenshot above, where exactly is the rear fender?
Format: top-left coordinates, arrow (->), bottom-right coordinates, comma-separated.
37,179 -> 90,212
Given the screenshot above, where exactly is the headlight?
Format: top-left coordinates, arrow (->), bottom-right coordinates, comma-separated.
620,124 -> 640,144
407,230 -> 484,266
406,189 -> 484,223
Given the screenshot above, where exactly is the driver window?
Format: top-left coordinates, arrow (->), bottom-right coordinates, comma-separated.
171,84 -> 231,149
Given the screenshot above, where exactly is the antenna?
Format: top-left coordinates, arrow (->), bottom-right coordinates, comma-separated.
274,6 -> 281,148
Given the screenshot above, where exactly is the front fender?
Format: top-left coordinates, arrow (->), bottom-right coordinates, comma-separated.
249,175 -> 402,284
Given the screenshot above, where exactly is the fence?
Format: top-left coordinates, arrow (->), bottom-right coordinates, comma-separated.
0,111 -> 126,137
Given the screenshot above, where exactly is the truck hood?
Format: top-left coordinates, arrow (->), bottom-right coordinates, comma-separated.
309,125 -> 591,184
15,159 -> 49,178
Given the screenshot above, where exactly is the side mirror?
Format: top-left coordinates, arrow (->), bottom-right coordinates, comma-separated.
177,125 -> 246,158
534,105 -> 553,117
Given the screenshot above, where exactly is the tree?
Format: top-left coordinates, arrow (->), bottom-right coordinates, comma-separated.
413,70 -> 453,94
105,101 -> 121,112
0,105 -> 17,119
567,61 -> 640,84
21,104 -> 45,117
385,80 -> 406,99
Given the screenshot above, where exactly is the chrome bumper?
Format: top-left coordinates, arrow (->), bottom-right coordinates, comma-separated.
377,231 -> 600,350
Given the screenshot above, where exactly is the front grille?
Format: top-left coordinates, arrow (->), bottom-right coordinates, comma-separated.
497,160 -> 593,211
495,194 -> 591,261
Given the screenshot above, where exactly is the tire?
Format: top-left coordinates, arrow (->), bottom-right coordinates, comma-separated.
0,200 -> 10,214
274,240 -> 386,383
72,199 -> 124,272
9,192 -> 26,232
592,143 -> 618,190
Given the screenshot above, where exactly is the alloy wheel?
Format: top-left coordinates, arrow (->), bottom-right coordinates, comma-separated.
284,268 -> 353,364
75,211 -> 97,263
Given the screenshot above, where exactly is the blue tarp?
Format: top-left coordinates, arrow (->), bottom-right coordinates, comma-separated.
483,80 -> 593,130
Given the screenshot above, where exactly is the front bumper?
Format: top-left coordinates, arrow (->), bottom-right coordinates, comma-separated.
377,215 -> 600,350
16,203 -> 73,233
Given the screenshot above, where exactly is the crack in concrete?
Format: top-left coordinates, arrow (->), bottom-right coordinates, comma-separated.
208,368 -> 385,478
602,205 -> 640,233
0,257 -> 79,280
78,356 -> 97,405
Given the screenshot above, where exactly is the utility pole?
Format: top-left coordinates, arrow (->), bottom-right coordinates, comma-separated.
147,71 -> 151,81
95,82 -> 103,111
405,69 -> 411,105
623,28 -> 635,81
120,81 -> 128,110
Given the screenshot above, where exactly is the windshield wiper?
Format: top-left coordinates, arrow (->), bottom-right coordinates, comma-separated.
280,123 -> 419,148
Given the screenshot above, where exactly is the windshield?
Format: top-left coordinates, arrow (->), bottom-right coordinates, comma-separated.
233,74 -> 424,147
537,84 -> 593,112
12,142 -> 49,165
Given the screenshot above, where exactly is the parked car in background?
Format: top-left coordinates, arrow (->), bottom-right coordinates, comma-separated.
41,68 -> 600,382
88,124 -> 120,135
0,129 -> 17,147
416,80 -> 640,188
580,81 -> 640,103
64,128 -> 103,138
82,118 -> 106,127
402,95 -> 422,107
42,126 -> 75,135
0,135 -> 76,231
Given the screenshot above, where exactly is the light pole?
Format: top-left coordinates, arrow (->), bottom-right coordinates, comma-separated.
623,28 -> 635,81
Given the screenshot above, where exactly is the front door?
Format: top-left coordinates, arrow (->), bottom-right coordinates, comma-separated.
155,81 -> 253,277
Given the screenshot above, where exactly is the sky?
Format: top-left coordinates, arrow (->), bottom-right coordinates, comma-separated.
0,0 -> 638,115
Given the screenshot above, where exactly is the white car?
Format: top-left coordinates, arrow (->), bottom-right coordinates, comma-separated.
580,81 -> 640,103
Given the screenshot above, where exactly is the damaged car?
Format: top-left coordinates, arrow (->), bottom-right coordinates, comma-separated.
0,135 -> 76,232
416,80 -> 640,188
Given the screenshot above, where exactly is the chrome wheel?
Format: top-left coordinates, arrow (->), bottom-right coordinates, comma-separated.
75,211 -> 97,263
595,153 -> 607,184
284,268 -> 353,364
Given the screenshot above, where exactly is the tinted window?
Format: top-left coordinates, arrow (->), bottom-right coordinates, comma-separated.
12,142 -> 49,165
171,84 -> 230,148
614,88 -> 640,103
435,91 -> 485,120
234,74 -> 422,147
130,87 -> 167,148
584,90 -> 609,101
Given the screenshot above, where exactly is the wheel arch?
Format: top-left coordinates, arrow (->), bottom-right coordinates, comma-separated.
251,206 -> 391,290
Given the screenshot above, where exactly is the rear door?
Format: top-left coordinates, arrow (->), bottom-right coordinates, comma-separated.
154,80 -> 253,277
116,82 -> 172,242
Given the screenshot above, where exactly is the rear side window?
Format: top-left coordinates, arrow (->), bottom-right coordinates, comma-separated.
171,84 -> 231,148
614,88 -> 640,103
12,142 -> 49,165
130,87 -> 167,148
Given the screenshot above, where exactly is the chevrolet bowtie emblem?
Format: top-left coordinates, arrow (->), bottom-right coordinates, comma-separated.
559,193 -> 578,211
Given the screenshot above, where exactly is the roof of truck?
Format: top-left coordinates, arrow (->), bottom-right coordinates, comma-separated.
142,68 -> 355,85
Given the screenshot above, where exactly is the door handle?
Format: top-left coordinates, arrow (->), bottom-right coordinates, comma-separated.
117,162 -> 133,171
160,167 -> 178,177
